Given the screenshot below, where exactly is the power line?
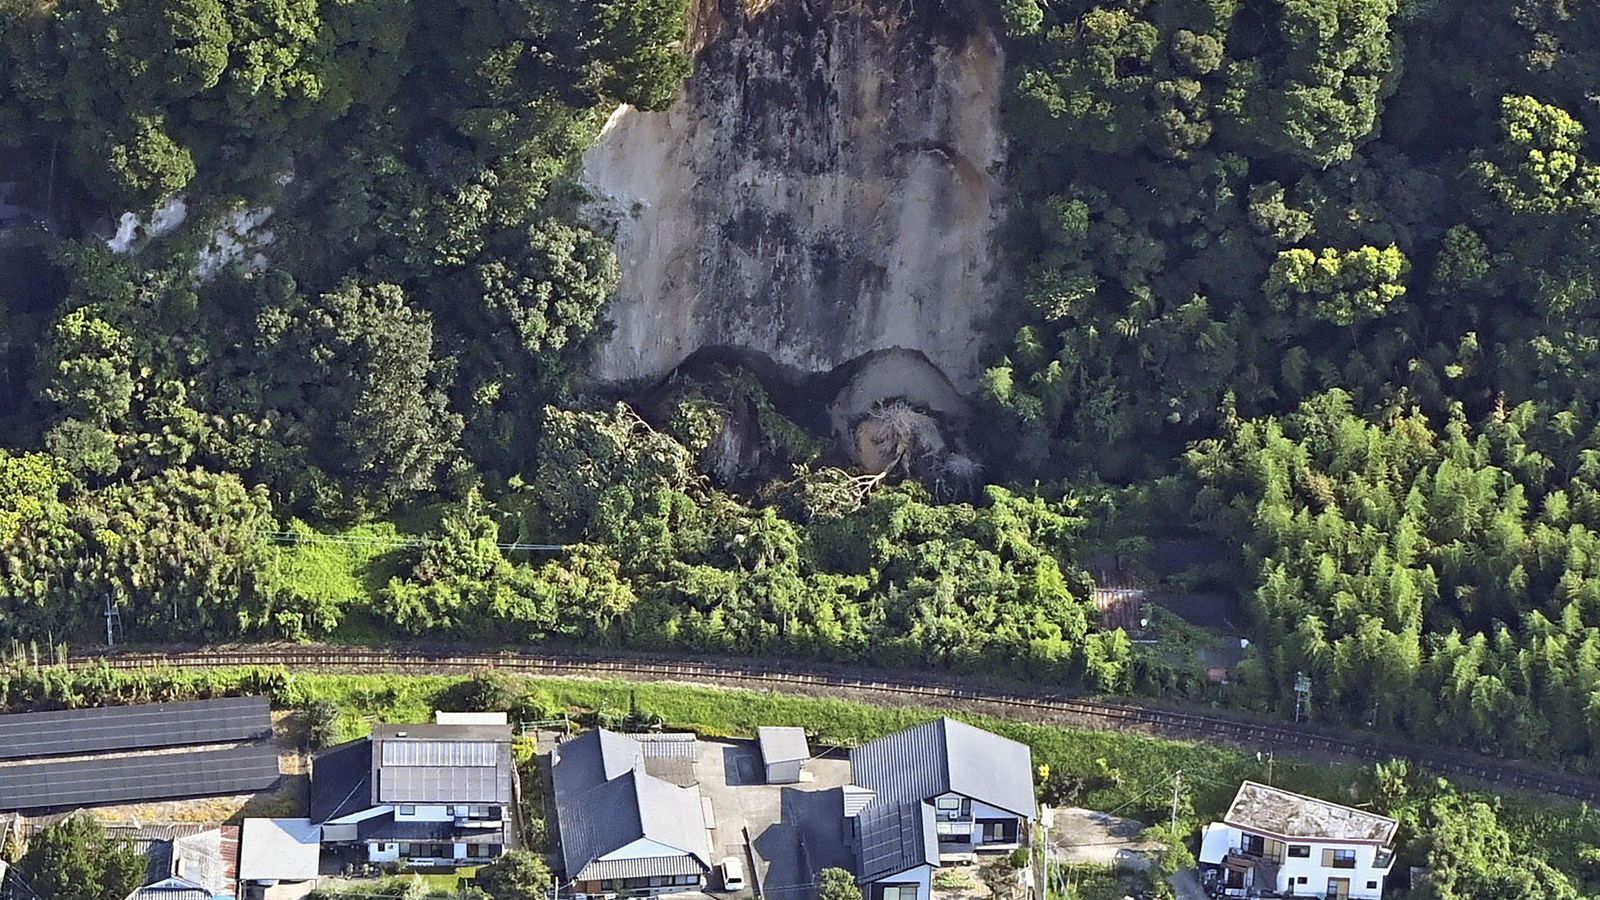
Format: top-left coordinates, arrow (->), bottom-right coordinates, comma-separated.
256,530 -> 565,553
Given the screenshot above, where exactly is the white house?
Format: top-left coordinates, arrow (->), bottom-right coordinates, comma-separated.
1198,782 -> 1397,900
844,718 -> 1035,900
309,717 -> 515,869
551,729 -> 712,899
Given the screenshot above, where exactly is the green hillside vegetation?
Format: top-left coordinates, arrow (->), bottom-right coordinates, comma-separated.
3,0 -> 1600,789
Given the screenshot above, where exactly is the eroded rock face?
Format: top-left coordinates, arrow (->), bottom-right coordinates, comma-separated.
582,0 -> 1005,390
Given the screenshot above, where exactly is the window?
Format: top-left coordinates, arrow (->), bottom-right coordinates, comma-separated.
1287,845 -> 1310,858
1366,882 -> 1378,890
936,821 -> 968,843
398,843 -> 413,857
978,820 -> 1015,843
936,797 -> 961,810
1322,849 -> 1357,869
1240,833 -> 1265,857
1297,877 -> 1307,885
880,886 -> 915,900
398,804 -> 415,816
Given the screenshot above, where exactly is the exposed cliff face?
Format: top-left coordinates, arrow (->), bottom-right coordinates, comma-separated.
582,0 -> 1005,390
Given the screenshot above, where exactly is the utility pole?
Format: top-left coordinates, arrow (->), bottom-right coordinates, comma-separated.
1258,750 -> 1275,785
103,597 -> 122,647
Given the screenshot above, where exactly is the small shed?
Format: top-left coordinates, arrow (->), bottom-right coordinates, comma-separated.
239,818 -> 322,897
757,727 -> 809,784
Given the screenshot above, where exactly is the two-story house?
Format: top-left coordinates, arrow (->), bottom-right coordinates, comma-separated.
1198,781 -> 1397,900
309,718 -> 515,869
552,729 -> 712,898
843,718 -> 1036,900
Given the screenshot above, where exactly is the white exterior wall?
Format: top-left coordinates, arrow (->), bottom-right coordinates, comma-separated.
393,804 -> 453,822
1273,839 -> 1387,899
931,794 -> 1027,848
369,843 -> 400,863
869,864 -> 933,900
1208,825 -> 1389,899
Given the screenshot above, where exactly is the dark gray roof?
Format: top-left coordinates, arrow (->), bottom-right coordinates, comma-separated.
577,856 -> 708,881
309,738 -> 373,823
854,798 -> 936,880
850,718 -> 1034,818
0,696 -> 272,761
551,729 -> 648,798
758,727 -> 809,765
560,770 -> 710,881
370,723 -> 514,805
0,745 -> 280,812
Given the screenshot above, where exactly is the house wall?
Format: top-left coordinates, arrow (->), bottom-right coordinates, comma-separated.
866,864 -> 933,900
765,759 -> 803,784
930,794 -> 1027,853
393,804 -> 453,822
366,841 -> 473,864
1214,825 -> 1389,899
575,872 -> 704,898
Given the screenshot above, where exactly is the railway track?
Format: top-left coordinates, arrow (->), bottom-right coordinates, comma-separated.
74,646 -> 1600,804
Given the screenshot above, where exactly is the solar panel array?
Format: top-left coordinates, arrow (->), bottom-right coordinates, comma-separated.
0,745 -> 282,811
378,764 -> 507,804
0,696 -> 272,760
380,739 -> 498,767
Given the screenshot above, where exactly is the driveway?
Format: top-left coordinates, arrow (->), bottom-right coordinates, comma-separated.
696,739 -> 854,900
1043,807 -> 1162,871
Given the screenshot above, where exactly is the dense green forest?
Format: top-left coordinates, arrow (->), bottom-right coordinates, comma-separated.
2,0 -> 1600,773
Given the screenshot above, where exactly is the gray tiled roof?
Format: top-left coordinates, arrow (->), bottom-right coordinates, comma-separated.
553,732 -> 711,882
850,718 -> 1034,817
552,729 -> 645,799
636,733 -> 699,787
577,856 -> 708,881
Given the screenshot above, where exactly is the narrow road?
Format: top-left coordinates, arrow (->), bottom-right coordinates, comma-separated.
67,644 -> 1600,804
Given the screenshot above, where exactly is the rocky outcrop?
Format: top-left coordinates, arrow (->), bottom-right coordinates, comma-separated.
582,0 -> 1005,390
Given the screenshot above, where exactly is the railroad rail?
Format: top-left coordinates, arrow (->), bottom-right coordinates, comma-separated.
72,646 -> 1600,804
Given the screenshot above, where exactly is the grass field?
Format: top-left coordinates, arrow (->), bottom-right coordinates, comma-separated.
297,670 -> 1346,825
